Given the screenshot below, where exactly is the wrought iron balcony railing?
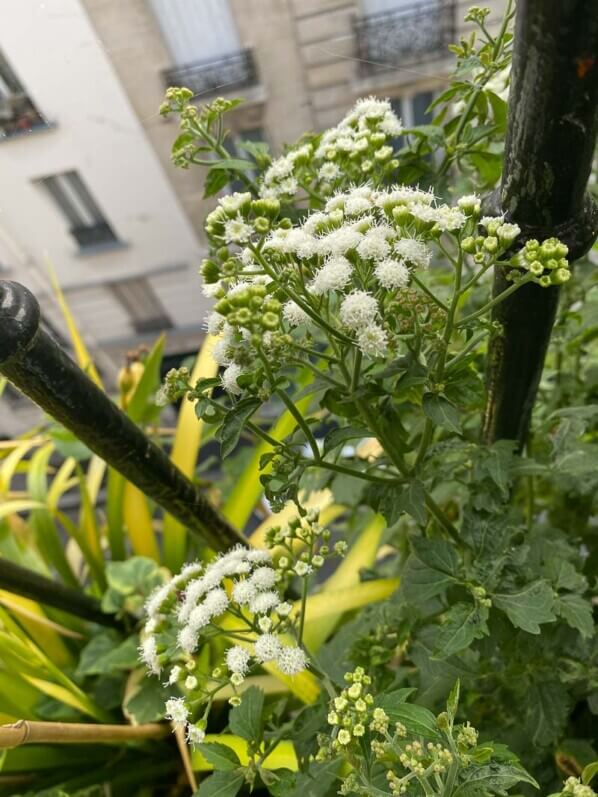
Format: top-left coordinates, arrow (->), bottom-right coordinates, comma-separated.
354,1 -> 456,76
163,48 -> 258,97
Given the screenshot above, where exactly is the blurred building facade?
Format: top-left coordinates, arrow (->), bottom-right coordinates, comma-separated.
0,0 -> 504,435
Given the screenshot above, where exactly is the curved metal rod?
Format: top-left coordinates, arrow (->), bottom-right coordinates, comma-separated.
0,558 -> 121,628
0,280 -> 245,553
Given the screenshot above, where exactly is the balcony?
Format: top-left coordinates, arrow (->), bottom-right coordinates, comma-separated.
353,1 -> 455,77
162,48 -> 258,98
70,221 -> 119,251
0,92 -> 50,140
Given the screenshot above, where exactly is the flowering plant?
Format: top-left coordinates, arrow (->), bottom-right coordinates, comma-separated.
143,4 -> 598,795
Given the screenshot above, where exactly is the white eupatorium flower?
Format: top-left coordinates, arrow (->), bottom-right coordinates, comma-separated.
224,216 -> 253,244
283,300 -> 311,327
226,646 -> 251,675
356,226 -> 393,260
356,324 -> 389,358
457,194 -> 481,215
139,635 -> 160,675
276,645 -> 309,675
186,725 -> 206,747
317,227 -> 362,257
374,258 -> 410,289
309,256 -> 353,295
165,697 -> 189,727
221,363 -> 243,394
249,590 -> 281,615
319,162 -> 340,181
220,192 -> 252,215
394,238 -> 432,269
254,633 -> 283,663
231,579 -> 257,605
250,566 -> 278,590
339,291 -> 379,329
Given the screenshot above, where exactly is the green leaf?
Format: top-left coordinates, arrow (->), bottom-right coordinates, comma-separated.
195,771 -> 245,797
447,680 -> 460,721
453,762 -> 538,797
219,398 -> 261,458
228,686 -> 264,742
524,681 -> 569,746
322,425 -> 368,455
376,699 -> 441,740
126,335 -> 165,423
493,581 -> 556,634
402,556 -> 456,604
76,633 -> 139,676
434,602 -> 489,658
396,479 -> 427,525
422,393 -> 461,434
210,158 -> 255,171
124,677 -> 171,724
411,536 -> 460,577
204,168 -> 230,198
582,762 -> 598,786
198,743 -> 241,772
278,760 -> 342,797
556,593 -> 595,639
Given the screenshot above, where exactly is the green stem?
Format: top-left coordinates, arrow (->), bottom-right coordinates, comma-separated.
275,388 -> 320,460
411,274 -> 450,313
457,273 -> 534,327
305,459 -> 402,484
445,331 -> 487,372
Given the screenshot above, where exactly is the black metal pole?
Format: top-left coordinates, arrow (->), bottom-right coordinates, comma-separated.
482,0 -> 598,446
0,280 -> 245,552
0,558 -> 121,628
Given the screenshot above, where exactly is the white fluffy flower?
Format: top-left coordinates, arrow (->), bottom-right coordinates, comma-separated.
139,635 -> 160,675
356,324 -> 389,358
247,549 -> 272,564
345,195 -> 373,216
202,281 -> 222,298
205,311 -> 226,336
178,625 -> 199,653
394,238 -> 431,269
317,227 -> 362,257
276,645 -> 308,675
379,111 -> 403,137
374,258 -> 410,289
231,579 -> 258,605
212,338 -> 233,367
220,192 -> 251,214
318,162 -> 341,181
168,665 -> 182,685
221,363 -> 243,395
223,216 -> 253,244
249,591 -> 281,615
457,194 -> 481,215
357,226 -> 393,260
188,604 -> 211,632
203,588 -> 230,618
250,566 -> 278,590
283,300 -> 311,327
254,633 -> 283,663
145,584 -> 171,618
276,601 -> 293,617
435,207 -> 467,231
339,291 -> 379,329
309,256 -> 353,295
353,96 -> 391,120
165,697 -> 189,727
186,725 -> 206,747
226,646 -> 251,675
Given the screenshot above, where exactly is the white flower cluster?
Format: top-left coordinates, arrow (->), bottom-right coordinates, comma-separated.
139,545 -> 310,744
259,97 -> 402,199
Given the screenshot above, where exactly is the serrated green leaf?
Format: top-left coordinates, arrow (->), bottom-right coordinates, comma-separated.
556,593 -> 595,639
228,686 -> 264,742
376,699 -> 441,740
411,536 -> 460,577
524,681 -> 569,746
493,581 -> 556,634
422,393 -> 461,434
322,425 -> 368,455
402,556 -> 456,604
434,602 -> 489,658
219,398 -> 261,458
198,743 -> 241,772
453,762 -> 538,797
195,770 -> 245,797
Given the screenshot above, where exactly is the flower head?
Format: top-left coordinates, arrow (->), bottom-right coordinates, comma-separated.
339,291 -> 379,329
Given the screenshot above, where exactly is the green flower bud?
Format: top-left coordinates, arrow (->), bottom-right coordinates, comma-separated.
200,259 -> 220,284
262,312 -> 279,330
216,246 -> 230,261
214,298 -> 232,315
264,298 -> 281,313
538,275 -> 552,288
461,236 -> 476,253
483,236 -> 498,253
392,206 -> 411,224
553,267 -> 571,284
254,216 -> 270,234
371,132 -> 386,146
230,289 -> 251,308
278,218 -> 293,230
529,260 -> 544,276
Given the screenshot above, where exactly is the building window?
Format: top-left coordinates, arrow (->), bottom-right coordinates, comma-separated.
0,48 -> 48,139
354,1 -> 455,76
109,277 -> 173,336
152,0 -> 258,96
391,90 -> 434,129
37,171 -> 119,251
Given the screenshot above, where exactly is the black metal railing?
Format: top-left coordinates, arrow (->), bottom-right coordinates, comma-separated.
353,1 -> 455,76
0,280 -> 246,553
70,221 -> 119,250
163,48 -> 258,97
